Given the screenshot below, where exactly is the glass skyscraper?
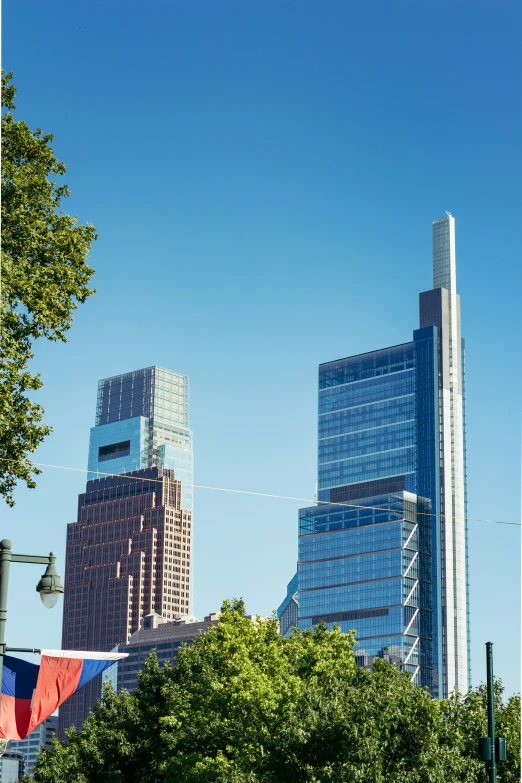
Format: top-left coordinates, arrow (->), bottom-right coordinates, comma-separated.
279,215 -> 470,698
59,366 -> 194,736
88,366 -> 194,509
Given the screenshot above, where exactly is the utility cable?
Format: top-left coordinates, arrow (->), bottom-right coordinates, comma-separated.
1,458 -> 519,527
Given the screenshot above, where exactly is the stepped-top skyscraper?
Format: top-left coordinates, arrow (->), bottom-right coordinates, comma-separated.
279,215 -> 470,698
59,366 -> 194,735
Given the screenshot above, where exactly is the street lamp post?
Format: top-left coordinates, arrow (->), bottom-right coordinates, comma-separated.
478,642 -> 508,782
0,539 -> 64,707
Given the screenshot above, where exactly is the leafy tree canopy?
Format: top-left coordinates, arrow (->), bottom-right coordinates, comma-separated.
1,71 -> 96,505
28,600 -> 521,782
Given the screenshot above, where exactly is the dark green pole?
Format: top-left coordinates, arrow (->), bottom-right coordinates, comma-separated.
0,541 -> 64,725
486,642 -> 497,783
0,539 -> 13,706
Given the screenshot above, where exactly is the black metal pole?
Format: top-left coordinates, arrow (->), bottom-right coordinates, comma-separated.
486,642 -> 497,783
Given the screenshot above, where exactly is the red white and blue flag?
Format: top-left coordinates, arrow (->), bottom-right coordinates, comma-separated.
0,650 -> 128,740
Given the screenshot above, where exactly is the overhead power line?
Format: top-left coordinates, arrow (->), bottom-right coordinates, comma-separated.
1,458 -> 519,527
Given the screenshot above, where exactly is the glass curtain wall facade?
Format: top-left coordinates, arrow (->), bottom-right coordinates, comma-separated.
279,216 -> 469,698
298,492 -> 433,686
88,366 -> 194,510
277,574 -> 299,638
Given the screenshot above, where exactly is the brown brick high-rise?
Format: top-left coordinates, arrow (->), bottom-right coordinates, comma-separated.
58,467 -> 192,736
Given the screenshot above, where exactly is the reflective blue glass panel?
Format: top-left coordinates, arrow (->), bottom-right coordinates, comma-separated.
87,417 -> 149,480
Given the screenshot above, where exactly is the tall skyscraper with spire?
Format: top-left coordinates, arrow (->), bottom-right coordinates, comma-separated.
59,367 -> 194,735
279,215 -> 470,698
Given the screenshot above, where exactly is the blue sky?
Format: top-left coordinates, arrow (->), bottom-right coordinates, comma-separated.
3,0 -> 521,695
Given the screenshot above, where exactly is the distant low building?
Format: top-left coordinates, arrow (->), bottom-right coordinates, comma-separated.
115,611 -> 221,692
109,611 -> 268,692
0,749 -> 24,782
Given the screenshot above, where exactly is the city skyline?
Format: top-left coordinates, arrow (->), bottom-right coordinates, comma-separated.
59,212 -> 469,732
3,0 -> 520,699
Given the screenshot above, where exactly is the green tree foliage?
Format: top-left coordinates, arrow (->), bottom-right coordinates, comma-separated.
438,682 -> 521,782
0,71 -> 96,505
27,600 -> 521,783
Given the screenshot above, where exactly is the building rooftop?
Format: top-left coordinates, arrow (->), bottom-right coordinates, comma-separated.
127,612 -> 221,645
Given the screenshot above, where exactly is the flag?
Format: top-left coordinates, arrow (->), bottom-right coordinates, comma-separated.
0,649 -> 128,740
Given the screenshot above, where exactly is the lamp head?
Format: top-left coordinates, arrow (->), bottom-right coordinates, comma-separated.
36,553 -> 64,609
